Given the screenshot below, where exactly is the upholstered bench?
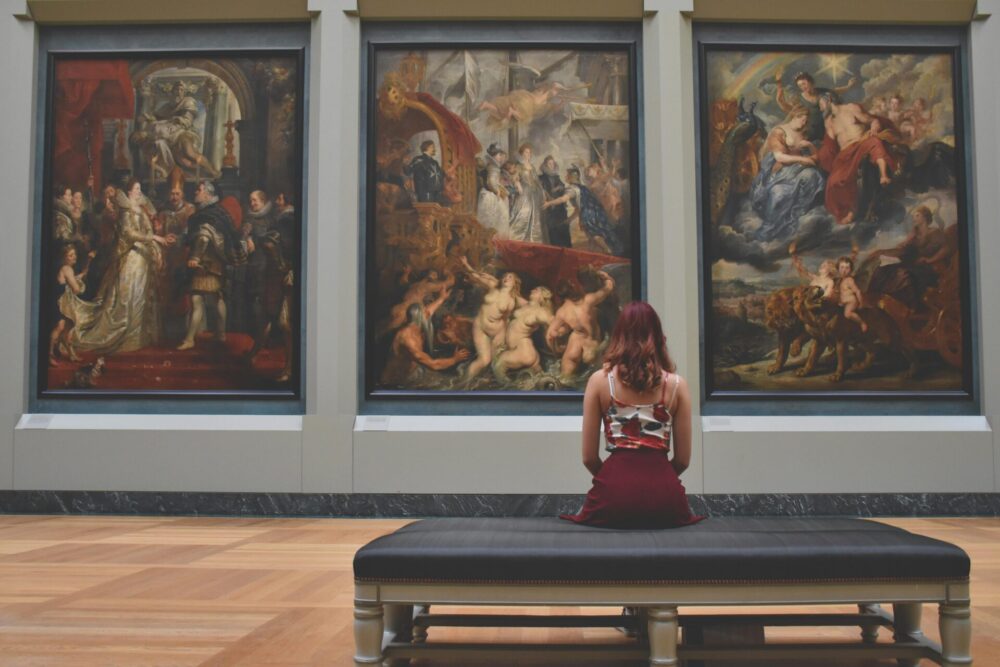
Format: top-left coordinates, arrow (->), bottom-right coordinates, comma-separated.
353,517 -> 971,666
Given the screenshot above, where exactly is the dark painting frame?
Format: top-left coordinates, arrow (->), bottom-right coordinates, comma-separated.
694,24 -> 978,413
31,25 -> 309,413
360,22 -> 646,414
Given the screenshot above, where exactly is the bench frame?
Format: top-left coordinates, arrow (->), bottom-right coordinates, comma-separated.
353,579 -> 972,665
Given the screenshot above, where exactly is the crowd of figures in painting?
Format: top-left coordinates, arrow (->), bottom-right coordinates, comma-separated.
372,49 -> 638,393
705,50 -> 966,392
44,56 -> 300,393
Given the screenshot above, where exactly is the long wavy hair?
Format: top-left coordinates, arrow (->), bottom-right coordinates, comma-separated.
603,301 -> 675,391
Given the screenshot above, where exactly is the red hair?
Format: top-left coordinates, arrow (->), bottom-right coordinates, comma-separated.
603,301 -> 675,391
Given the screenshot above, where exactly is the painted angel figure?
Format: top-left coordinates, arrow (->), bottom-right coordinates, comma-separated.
478,81 -> 569,131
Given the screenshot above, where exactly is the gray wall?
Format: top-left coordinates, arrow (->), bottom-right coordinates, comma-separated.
1,0 -> 997,497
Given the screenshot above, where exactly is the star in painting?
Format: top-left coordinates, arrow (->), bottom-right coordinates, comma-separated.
816,53 -> 853,84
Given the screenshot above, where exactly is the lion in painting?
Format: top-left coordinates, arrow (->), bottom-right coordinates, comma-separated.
791,285 -> 916,382
762,286 -> 810,375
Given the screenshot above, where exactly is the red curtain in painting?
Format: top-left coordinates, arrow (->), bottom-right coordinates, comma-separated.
492,238 -> 629,288
53,60 -> 135,195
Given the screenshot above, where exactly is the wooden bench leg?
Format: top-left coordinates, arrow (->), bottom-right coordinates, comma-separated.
647,606 -> 679,666
939,601 -> 972,666
383,604 -> 413,667
353,600 -> 384,667
859,603 -> 881,643
892,602 -> 923,667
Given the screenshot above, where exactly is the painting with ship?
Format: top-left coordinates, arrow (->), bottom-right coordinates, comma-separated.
367,46 -> 641,395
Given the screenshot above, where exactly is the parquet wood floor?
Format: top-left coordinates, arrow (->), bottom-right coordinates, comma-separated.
0,515 -> 996,666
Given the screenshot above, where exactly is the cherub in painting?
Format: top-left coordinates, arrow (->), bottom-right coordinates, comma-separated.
478,81 -> 568,130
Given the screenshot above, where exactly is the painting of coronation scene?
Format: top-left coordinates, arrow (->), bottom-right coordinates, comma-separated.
369,48 -> 639,393
703,48 -> 969,393
41,55 -> 302,395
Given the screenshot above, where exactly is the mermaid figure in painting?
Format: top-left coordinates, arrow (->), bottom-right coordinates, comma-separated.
749,106 -> 826,241
63,181 -> 174,354
460,256 -> 526,382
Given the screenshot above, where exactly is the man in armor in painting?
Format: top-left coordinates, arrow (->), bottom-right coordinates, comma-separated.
176,181 -> 249,351
404,140 -> 447,204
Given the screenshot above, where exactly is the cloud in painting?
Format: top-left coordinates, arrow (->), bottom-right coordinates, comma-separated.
859,54 -> 955,142
714,194 -> 910,270
404,49 -> 607,174
706,52 -> 747,100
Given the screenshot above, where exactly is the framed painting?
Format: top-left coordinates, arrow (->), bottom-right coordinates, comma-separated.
696,25 -> 975,403
34,26 -> 306,405
362,23 -> 644,403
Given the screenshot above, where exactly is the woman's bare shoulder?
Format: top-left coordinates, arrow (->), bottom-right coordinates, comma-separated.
669,373 -> 691,402
587,367 -> 609,383
585,367 -> 611,393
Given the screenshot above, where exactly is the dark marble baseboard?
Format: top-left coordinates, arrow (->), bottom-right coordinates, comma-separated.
1,491 -> 998,517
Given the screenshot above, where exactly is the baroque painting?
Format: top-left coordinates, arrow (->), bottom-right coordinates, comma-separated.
701,45 -> 970,396
40,53 -> 302,397
367,46 -> 640,395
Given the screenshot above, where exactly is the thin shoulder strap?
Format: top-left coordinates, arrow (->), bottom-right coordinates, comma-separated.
666,373 -> 680,411
607,368 -> 617,400
658,371 -> 669,403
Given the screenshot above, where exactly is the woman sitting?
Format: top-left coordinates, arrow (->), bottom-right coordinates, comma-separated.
561,301 -> 702,529
749,105 -> 825,241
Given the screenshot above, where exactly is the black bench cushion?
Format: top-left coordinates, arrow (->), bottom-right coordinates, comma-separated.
354,517 -> 969,584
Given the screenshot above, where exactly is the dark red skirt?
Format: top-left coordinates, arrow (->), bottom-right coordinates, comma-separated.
560,447 -> 703,529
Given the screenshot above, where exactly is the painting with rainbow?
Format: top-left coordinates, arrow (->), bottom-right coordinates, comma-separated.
699,45 -> 972,397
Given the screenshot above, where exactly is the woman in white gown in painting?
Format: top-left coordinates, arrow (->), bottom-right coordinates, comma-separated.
507,144 -> 547,244
63,180 -> 174,354
476,144 -> 511,240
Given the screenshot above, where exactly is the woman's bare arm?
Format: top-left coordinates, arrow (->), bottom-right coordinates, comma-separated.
460,256 -> 498,289
775,75 -> 793,113
581,371 -> 606,477
670,376 -> 692,475
791,254 -> 814,281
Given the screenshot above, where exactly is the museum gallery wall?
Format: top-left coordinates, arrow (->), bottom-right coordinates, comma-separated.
697,29 -> 974,401
365,36 -> 643,398
28,23 -> 980,413
37,50 -> 304,401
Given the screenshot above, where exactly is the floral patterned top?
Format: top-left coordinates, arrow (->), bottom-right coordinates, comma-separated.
604,369 -> 678,452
